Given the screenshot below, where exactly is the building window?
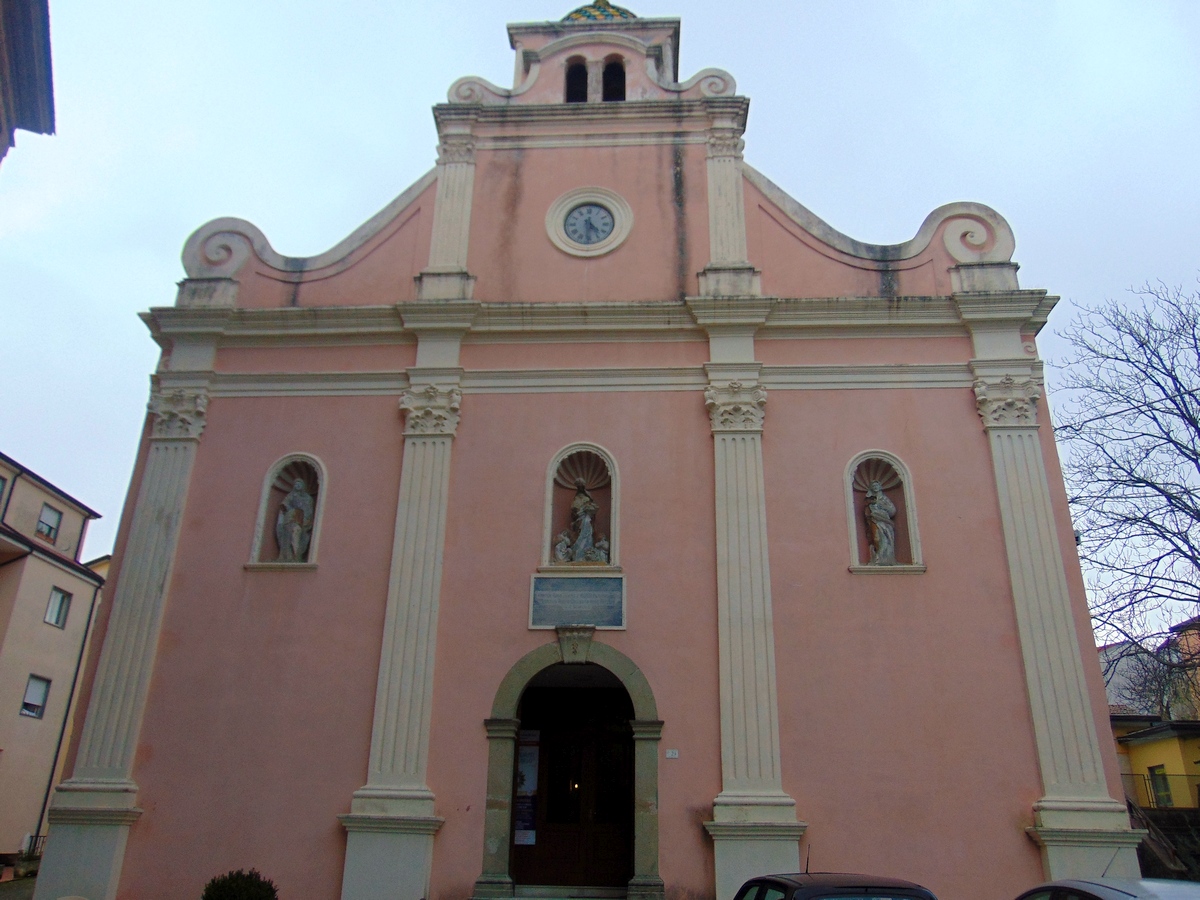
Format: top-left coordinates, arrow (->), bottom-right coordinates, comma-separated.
45,587 -> 71,628
565,59 -> 587,103
20,675 -> 51,718
602,59 -> 625,101
36,503 -> 62,542
0,475 -> 7,505
1150,765 -> 1173,808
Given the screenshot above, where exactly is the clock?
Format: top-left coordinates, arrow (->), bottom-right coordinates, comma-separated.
564,204 -> 615,245
546,187 -> 633,258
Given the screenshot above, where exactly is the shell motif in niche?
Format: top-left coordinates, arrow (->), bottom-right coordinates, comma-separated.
852,458 -> 901,493
554,451 -> 611,491
274,460 -> 319,495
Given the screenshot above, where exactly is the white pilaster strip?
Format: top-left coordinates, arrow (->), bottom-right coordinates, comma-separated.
341,378 -> 461,900
699,97 -> 759,298
419,108 -> 478,301
36,384 -> 208,900
958,285 -> 1142,878
701,369 -> 803,900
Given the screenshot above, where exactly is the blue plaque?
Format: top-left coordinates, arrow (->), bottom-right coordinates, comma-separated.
530,575 -> 625,629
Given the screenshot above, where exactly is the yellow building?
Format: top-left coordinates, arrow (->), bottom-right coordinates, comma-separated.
1118,720 -> 1200,810
0,452 -> 103,860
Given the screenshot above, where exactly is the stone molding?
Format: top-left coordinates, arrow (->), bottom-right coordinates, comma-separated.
47,807 -> 143,826
974,374 -> 1041,428
705,381 -> 767,433
703,822 -> 808,841
338,814 -> 445,835
148,385 -> 209,440
193,364 -> 977,399
400,385 -> 463,437
146,294 -> 1007,349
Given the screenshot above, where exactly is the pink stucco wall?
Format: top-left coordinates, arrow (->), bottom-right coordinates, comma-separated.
467,143 -> 709,303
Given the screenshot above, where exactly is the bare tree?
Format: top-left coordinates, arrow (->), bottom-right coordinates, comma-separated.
1109,639 -> 1199,719
1053,283 -> 1200,657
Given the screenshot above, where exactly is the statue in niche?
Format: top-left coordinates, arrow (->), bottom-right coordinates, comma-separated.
550,451 -> 612,565
570,478 -> 599,560
275,478 -> 315,562
553,530 -> 573,563
863,480 -> 897,566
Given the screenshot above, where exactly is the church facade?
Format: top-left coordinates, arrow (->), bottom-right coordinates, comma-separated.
36,5 -> 1141,900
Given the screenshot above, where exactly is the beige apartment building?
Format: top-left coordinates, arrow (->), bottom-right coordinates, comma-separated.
0,451 -> 103,858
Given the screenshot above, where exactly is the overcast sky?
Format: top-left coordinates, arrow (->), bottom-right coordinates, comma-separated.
1,1 -> 1198,558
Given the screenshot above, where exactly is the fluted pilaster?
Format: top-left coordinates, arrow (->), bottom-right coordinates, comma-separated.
341,380 -> 461,900
36,384 -> 209,900
701,374 -> 803,900
419,108 -> 477,301
973,366 -> 1140,877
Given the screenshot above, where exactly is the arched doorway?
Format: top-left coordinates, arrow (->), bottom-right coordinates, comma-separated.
473,633 -> 664,900
512,663 -> 634,887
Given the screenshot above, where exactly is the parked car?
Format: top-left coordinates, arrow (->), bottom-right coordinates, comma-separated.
1014,879 -> 1200,900
734,873 -> 938,900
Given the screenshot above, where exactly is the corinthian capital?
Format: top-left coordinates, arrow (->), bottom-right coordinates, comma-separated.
973,375 -> 1041,428
437,136 -> 476,166
706,129 -> 745,160
705,380 -> 766,432
400,385 -> 463,436
148,386 -> 209,440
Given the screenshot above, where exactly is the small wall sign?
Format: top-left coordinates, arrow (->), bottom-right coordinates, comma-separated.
530,574 -> 625,629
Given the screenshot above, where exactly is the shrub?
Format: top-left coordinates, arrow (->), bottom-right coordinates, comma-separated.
201,869 -> 279,900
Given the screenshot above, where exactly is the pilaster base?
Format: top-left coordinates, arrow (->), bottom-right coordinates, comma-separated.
416,269 -> 476,301
697,265 -> 761,298
339,814 -> 444,900
471,874 -> 515,900
34,806 -> 142,900
626,874 -> 666,900
705,795 -> 806,900
1026,797 -> 1144,879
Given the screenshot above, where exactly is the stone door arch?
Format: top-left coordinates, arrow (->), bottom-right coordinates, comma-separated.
472,630 -> 664,900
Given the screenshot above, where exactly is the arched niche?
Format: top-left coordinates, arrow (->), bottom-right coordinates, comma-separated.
844,450 -> 925,574
472,633 -> 663,900
248,453 -> 327,567
542,443 -> 620,569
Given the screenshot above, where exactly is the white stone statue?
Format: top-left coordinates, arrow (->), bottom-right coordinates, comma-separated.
569,478 -> 598,561
275,479 -> 315,562
864,480 -> 897,565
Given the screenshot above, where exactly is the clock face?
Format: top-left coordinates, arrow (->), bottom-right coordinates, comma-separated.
564,203 -> 615,245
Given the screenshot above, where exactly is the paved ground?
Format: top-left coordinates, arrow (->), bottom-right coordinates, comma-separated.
0,877 -> 36,899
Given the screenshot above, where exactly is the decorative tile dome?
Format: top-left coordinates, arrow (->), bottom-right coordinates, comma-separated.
562,0 -> 637,21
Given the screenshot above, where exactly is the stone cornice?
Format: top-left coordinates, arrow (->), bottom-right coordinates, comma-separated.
179,363 -> 974,398
435,98 -> 730,133
142,297 -> 990,351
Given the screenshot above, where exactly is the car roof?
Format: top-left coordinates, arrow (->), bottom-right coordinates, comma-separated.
1032,879 -> 1200,900
753,873 -> 933,892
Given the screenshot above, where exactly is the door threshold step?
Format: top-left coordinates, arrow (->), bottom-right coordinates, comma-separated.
515,887 -> 626,899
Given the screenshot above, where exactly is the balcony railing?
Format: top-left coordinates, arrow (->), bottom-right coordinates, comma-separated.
1124,773 -> 1200,809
